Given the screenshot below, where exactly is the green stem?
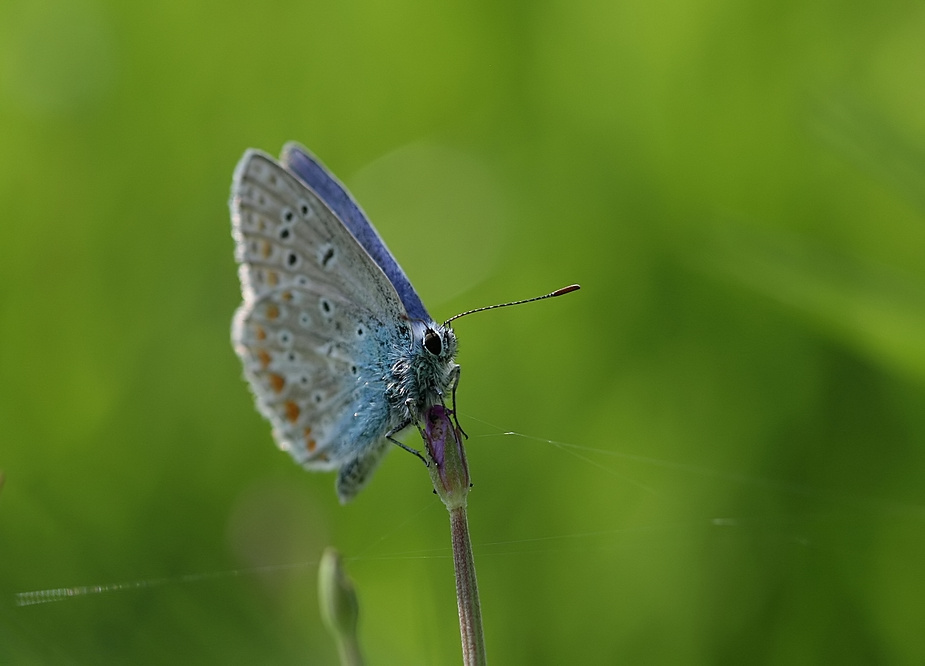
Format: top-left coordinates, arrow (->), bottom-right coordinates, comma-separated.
335,636 -> 364,666
450,505 -> 486,666
422,405 -> 487,664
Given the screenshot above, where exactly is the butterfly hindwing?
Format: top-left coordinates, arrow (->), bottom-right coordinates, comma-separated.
335,438 -> 391,503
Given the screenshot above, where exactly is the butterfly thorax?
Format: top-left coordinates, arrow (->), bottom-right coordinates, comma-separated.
386,320 -> 459,425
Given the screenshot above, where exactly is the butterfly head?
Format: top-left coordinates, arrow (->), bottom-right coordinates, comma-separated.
403,320 -> 459,416
422,324 -> 457,362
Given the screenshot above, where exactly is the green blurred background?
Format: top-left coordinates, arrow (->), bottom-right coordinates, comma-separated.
2,0 -> 924,663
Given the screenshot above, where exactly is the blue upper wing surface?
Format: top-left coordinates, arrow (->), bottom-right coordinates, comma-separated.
281,142 -> 431,322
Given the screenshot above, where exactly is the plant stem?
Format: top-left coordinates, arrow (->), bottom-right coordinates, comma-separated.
422,405 -> 487,665
450,505 -> 486,666
335,637 -> 364,666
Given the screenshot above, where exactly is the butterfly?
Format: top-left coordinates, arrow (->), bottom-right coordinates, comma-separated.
230,143 -> 463,503
230,143 -> 578,503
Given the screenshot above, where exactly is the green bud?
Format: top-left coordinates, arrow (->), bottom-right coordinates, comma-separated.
318,547 -> 364,666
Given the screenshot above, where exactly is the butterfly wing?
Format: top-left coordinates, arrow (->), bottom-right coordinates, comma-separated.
281,142 -> 432,321
230,149 -> 410,498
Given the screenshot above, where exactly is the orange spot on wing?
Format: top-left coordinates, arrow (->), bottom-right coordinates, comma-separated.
265,304 -> 279,320
284,401 -> 300,423
281,291 -> 293,302
256,349 -> 271,368
260,240 -> 272,259
254,325 -> 267,341
268,373 -> 285,393
304,427 -> 317,452
266,271 -> 279,286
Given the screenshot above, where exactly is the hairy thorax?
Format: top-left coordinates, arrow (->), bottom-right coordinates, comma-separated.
386,320 -> 459,426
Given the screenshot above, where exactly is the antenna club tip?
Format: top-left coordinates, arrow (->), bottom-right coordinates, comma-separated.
552,284 -> 581,297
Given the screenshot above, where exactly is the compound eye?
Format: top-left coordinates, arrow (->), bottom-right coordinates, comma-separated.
423,329 -> 442,355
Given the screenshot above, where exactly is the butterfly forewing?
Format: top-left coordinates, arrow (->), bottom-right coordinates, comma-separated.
230,150 -> 409,473
281,142 -> 431,321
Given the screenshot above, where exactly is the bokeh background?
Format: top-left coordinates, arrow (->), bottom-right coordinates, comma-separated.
2,0 -> 924,663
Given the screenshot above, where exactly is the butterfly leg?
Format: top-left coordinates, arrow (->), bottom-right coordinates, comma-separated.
448,365 -> 468,439
386,418 -> 429,466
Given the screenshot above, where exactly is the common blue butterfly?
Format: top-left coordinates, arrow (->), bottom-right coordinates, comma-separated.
230,143 -> 577,503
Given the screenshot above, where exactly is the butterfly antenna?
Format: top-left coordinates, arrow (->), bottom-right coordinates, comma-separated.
443,284 -> 580,326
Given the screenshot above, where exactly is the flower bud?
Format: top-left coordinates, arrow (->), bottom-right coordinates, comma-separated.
318,547 -> 363,665
422,405 -> 470,510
